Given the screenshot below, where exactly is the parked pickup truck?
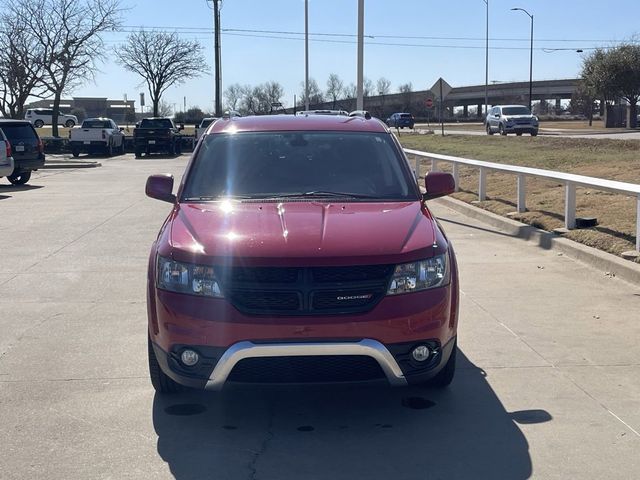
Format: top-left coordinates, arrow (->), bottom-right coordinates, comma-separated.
133,118 -> 184,158
69,118 -> 126,157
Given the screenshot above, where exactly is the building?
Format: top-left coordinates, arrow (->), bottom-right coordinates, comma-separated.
25,97 -> 136,123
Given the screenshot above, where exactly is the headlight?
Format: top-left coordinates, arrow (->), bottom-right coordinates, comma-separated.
387,254 -> 450,295
157,256 -> 223,297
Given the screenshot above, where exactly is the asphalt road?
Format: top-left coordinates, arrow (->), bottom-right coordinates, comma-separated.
413,123 -> 640,139
1,154 -> 639,479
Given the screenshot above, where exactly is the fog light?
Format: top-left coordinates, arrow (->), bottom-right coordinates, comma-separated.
411,345 -> 431,362
180,349 -> 199,367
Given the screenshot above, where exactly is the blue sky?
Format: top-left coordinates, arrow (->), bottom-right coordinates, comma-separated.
76,0 -> 640,113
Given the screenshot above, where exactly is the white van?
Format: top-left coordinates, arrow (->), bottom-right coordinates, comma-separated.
25,108 -> 78,128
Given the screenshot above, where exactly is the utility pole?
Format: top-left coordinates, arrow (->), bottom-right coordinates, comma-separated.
483,0 -> 489,118
356,0 -> 364,110
304,0 -> 309,111
213,0 -> 222,116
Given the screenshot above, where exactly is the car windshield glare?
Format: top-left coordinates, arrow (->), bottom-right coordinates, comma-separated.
502,107 -> 531,116
182,131 -> 414,201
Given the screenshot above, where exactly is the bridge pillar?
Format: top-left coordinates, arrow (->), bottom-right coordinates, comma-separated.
463,105 -> 468,118
555,98 -> 562,114
477,104 -> 483,118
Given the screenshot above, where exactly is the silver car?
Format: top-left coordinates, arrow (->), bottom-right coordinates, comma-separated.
486,105 -> 538,136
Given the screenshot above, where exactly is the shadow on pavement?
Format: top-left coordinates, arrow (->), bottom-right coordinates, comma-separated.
0,184 -> 44,193
153,350 -> 547,480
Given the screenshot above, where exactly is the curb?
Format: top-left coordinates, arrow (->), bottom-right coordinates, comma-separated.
434,196 -> 640,286
42,162 -> 101,169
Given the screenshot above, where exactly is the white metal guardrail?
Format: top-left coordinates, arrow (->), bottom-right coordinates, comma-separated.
404,148 -> 640,252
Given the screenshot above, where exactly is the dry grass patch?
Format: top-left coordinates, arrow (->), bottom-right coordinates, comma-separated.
400,134 -> 640,260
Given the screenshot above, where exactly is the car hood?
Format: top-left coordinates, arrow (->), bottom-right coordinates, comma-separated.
166,200 -> 440,266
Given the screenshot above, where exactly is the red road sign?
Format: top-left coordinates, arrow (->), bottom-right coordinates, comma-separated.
425,98 -> 434,108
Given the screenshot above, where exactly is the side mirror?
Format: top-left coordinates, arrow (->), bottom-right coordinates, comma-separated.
146,174 -> 176,203
119,127 -> 125,132
178,123 -> 185,131
422,172 -> 455,201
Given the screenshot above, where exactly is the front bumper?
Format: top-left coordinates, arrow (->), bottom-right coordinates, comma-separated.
151,336 -> 456,390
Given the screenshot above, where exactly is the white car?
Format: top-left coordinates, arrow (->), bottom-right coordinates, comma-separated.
69,118 -> 125,157
25,108 -> 78,128
0,129 -> 15,179
194,117 -> 218,141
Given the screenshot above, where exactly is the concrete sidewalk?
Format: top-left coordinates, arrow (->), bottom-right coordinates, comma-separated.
0,155 -> 638,479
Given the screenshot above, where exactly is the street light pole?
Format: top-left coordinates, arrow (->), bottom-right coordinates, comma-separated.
212,0 -> 222,116
304,0 -> 309,111
356,0 -> 364,111
512,7 -> 534,111
483,0 -> 489,118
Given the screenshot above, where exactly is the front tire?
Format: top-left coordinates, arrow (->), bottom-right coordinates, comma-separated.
106,140 -> 113,157
486,124 -> 494,135
65,120 -> 75,128
34,120 -> 44,128
135,149 -> 143,158
499,124 -> 507,136
148,336 -> 186,394
71,148 -> 80,158
8,170 -> 31,185
531,130 -> 538,137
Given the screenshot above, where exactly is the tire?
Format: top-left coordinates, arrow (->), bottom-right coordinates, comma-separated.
427,340 -> 457,388
516,132 -> 523,136
169,142 -> 176,156
71,148 -> 80,158
499,124 -> 507,136
148,335 -> 186,394
65,119 -> 75,128
176,140 -> 182,155
135,149 -> 143,158
106,140 -> 113,157
8,170 -> 31,185
34,120 -> 44,128
120,139 -> 126,155
531,130 -> 538,137
486,124 -> 494,135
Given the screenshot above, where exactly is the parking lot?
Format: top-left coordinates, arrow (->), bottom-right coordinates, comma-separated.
1,154 -> 639,479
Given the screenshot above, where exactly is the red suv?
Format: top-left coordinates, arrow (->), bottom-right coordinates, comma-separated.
146,114 -> 459,393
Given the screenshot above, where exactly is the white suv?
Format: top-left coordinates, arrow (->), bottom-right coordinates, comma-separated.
25,108 -> 78,128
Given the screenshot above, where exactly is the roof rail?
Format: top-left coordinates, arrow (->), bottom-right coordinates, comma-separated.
222,110 -> 241,119
348,110 -> 371,119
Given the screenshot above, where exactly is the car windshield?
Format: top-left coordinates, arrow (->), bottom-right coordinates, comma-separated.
400,114 -> 412,118
502,106 -> 531,115
82,120 -> 111,128
182,131 -> 414,201
0,124 -> 36,141
140,119 -> 173,129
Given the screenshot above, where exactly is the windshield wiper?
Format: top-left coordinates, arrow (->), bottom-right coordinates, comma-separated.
273,191 -> 378,199
182,194 -> 254,201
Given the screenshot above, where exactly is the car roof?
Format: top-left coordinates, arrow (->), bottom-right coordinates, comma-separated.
209,114 -> 388,134
84,117 -> 112,121
496,105 -> 529,109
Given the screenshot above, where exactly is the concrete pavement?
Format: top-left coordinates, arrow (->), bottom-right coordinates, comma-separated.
1,154 -> 639,479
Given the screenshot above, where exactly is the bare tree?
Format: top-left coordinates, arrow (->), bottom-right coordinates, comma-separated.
224,83 -> 244,111
376,77 -> 391,96
117,30 -> 208,117
299,78 -> 324,107
399,82 -> 414,111
326,73 -> 344,109
363,78 -> 374,97
263,81 -> 284,110
16,0 -> 122,136
157,101 -> 173,117
0,4 -> 46,119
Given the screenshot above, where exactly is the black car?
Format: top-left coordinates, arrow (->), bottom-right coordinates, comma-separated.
0,120 -> 45,185
133,118 -> 184,158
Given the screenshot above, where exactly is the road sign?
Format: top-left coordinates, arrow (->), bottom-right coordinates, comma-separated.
425,98 -> 434,108
430,78 -> 452,100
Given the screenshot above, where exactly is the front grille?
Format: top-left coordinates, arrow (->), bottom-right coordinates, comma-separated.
227,355 -> 386,383
228,291 -> 300,312
217,265 -> 393,316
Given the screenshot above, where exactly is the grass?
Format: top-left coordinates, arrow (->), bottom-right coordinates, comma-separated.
399,133 -> 640,260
